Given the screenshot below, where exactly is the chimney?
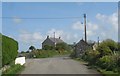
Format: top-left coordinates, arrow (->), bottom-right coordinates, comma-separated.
59,37 -> 61,39
47,35 -> 49,38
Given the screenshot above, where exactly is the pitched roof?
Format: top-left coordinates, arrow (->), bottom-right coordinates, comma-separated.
49,37 -> 64,43
75,39 -> 88,46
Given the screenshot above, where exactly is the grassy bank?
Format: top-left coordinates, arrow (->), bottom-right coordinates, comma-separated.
73,58 -> 120,76
35,50 -> 72,58
2,64 -> 25,76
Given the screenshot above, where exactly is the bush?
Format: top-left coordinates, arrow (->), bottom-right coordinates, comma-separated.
56,42 -> 71,51
2,35 -> 18,66
96,55 -> 118,71
103,39 -> 118,52
34,50 -> 59,58
43,45 -> 54,50
97,42 -> 112,57
82,50 -> 100,65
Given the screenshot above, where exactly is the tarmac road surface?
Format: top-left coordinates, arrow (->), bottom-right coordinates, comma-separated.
20,56 -> 101,74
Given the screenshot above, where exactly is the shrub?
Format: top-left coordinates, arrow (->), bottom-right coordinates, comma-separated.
56,42 -> 71,51
43,45 -> 54,50
97,55 -> 117,71
97,42 -> 112,57
82,50 -> 100,65
2,35 -> 18,66
103,39 -> 118,52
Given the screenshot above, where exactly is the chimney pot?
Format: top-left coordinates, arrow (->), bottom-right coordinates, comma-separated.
47,35 -> 49,38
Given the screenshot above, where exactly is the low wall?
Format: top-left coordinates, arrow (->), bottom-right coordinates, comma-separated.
15,57 -> 25,65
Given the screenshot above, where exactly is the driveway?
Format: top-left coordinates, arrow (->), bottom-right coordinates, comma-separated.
20,56 -> 101,74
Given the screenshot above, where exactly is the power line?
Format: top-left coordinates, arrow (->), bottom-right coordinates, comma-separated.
1,16 -> 81,19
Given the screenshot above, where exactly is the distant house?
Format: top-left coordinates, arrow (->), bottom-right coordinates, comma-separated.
42,36 -> 64,49
74,39 -> 92,57
93,43 -> 98,50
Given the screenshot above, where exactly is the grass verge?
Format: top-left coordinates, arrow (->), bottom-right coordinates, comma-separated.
73,58 -> 120,76
35,50 -> 72,58
2,64 -> 25,76
98,69 -> 119,76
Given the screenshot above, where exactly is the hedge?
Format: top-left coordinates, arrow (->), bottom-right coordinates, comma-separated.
2,34 -> 18,66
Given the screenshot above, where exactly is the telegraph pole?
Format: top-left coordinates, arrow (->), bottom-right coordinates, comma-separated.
54,32 -> 56,47
98,36 -> 99,46
84,14 -> 87,43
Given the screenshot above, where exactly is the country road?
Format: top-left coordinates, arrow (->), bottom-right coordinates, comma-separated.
20,56 -> 101,74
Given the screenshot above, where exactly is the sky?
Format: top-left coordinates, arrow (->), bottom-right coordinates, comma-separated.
2,2 -> 118,52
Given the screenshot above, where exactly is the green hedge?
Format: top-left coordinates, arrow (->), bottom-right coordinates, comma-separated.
2,34 -> 18,66
0,34 -> 2,68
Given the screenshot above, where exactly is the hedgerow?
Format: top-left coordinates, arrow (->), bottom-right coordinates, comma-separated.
2,34 -> 18,66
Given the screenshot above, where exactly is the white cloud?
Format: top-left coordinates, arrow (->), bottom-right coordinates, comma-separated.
47,28 -> 71,41
96,12 -> 118,41
96,13 -> 107,22
96,12 -> 118,31
72,21 -> 98,37
72,21 -> 84,30
86,30 -> 95,36
109,12 -> 118,30
19,30 -> 44,43
72,21 -> 98,31
47,28 -> 78,43
87,22 -> 98,31
33,32 -> 43,40
47,28 -> 64,38
73,34 -> 78,39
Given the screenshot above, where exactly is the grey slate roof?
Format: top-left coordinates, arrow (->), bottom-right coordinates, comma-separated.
49,37 -> 64,43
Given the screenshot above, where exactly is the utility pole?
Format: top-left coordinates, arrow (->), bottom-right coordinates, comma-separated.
98,36 -> 99,46
54,32 -> 56,47
84,14 -> 87,43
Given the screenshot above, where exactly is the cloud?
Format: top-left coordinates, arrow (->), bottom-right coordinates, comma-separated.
96,12 -> 118,31
72,21 -> 84,30
73,34 -> 79,39
72,12 -> 118,41
47,28 -> 79,43
96,12 -> 118,41
72,21 -> 98,37
86,30 -> 95,36
47,28 -> 71,41
18,29 -> 80,44
47,28 -> 64,38
19,30 -> 44,43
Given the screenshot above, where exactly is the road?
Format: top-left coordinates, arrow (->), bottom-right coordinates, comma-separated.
20,56 -> 101,74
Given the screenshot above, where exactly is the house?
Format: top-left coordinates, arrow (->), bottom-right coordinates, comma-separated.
42,36 -> 64,49
73,39 -> 91,57
93,43 -> 98,50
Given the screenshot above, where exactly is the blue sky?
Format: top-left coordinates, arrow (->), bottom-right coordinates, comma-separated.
2,2 -> 118,52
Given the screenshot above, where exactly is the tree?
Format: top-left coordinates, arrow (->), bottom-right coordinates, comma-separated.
26,51 -> 29,53
29,46 -> 36,51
